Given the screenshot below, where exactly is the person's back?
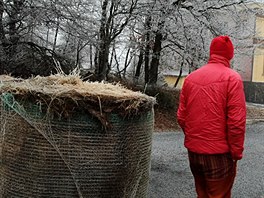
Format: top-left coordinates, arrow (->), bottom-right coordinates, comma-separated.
177,36 -> 246,198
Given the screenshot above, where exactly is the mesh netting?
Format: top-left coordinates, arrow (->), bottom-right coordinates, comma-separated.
0,77 -> 155,198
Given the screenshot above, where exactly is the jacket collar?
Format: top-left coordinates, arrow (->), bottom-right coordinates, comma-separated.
208,54 -> 230,68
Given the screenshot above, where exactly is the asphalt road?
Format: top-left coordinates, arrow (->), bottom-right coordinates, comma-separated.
148,122 -> 264,198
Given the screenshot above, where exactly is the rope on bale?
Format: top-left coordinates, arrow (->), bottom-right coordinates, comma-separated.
0,75 -> 156,198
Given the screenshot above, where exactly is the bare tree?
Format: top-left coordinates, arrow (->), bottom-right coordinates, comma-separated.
0,0 -> 97,77
131,0 -> 252,86
0,0 -> 257,82
95,0 -> 139,81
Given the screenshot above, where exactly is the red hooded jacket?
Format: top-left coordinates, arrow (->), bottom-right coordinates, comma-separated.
177,36 -> 246,160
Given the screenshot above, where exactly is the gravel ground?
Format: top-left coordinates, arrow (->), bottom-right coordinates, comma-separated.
148,122 -> 264,198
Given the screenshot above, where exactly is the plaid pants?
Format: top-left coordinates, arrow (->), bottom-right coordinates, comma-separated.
188,151 -> 237,198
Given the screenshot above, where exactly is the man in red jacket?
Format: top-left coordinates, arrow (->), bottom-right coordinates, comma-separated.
177,35 -> 246,198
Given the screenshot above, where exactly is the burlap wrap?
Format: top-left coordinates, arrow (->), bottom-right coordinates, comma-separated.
0,76 -> 155,198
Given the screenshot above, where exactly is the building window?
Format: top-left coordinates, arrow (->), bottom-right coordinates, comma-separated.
253,15 -> 264,80
254,16 -> 264,44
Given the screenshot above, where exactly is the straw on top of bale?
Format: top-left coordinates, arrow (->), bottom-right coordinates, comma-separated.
0,75 -> 16,82
0,75 -> 156,118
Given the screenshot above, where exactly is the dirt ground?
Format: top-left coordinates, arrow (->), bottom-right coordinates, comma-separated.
154,103 -> 264,131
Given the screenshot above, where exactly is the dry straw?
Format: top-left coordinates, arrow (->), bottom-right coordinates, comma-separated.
0,74 -> 156,126
0,74 -> 156,130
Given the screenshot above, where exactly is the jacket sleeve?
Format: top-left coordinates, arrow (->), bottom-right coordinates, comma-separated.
226,76 -> 246,160
177,83 -> 187,132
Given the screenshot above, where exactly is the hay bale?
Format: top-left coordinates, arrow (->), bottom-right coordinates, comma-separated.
0,75 -> 20,163
0,75 -> 155,198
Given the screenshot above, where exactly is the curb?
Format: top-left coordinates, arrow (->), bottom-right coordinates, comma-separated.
246,119 -> 264,125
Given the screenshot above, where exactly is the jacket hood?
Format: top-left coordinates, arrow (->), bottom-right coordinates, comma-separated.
208,54 -> 231,68
209,35 -> 234,61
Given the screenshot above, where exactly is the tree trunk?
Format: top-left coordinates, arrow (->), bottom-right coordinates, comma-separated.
174,67 -> 182,88
89,44 -> 93,69
97,41 -> 110,81
53,19 -> 60,51
94,46 -> 98,72
113,47 -> 121,78
75,39 -> 82,68
135,48 -> 144,79
135,35 -> 145,80
144,16 -> 151,84
96,0 -> 109,81
109,41 -> 115,70
123,48 -> 131,78
0,0 -> 6,44
8,0 -> 24,58
149,31 -> 162,84
62,33 -> 70,55
46,26 -> 50,48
